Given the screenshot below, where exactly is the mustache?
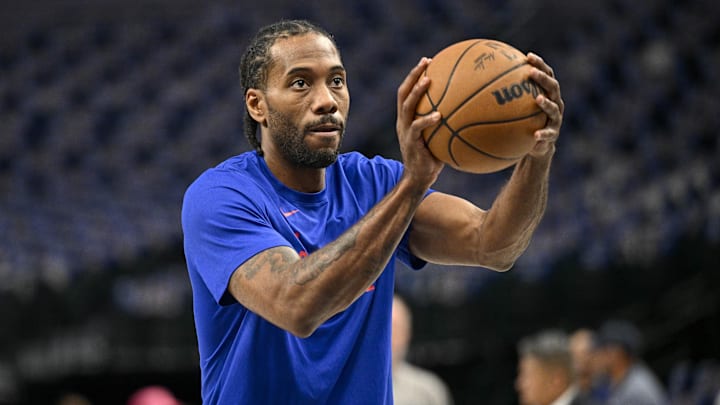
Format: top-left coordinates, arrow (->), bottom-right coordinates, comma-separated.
304,115 -> 344,131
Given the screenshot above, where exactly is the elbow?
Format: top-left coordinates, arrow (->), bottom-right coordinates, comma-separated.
288,326 -> 316,339
282,304 -> 325,338
284,297 -> 352,338
286,318 -> 319,338
477,246 -> 523,272
478,237 -> 530,272
273,287 -> 354,338
486,258 -> 516,272
491,261 -> 515,273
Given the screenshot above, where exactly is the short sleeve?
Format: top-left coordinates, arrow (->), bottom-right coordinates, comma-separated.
182,176 -> 292,305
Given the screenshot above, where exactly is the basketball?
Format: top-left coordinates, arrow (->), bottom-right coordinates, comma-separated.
416,39 -> 547,174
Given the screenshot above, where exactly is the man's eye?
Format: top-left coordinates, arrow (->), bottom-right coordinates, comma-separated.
292,79 -> 307,88
331,77 -> 345,87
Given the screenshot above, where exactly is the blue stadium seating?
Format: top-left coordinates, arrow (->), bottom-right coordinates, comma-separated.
0,0 -> 718,302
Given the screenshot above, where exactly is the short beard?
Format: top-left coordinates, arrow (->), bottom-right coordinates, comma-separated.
267,107 -> 345,169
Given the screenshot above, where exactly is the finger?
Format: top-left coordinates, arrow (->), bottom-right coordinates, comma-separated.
526,52 -> 554,78
410,111 -> 442,133
530,68 -> 564,115
526,53 -> 563,104
401,75 -> 432,122
536,94 -> 561,123
534,95 -> 561,142
397,57 -> 432,111
534,127 -> 559,143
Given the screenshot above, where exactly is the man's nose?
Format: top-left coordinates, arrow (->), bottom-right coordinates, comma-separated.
311,85 -> 338,114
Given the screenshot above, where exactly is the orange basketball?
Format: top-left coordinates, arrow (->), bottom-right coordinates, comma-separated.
416,39 -> 547,174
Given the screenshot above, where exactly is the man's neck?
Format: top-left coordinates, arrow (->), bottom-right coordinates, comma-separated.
264,154 -> 327,193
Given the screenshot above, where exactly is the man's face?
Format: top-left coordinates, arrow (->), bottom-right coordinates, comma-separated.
261,33 -> 350,168
515,356 -> 563,405
595,345 -> 622,373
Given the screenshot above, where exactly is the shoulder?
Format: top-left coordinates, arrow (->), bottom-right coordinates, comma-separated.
182,152 -> 271,219
338,151 -> 401,168
188,152 -> 259,187
627,364 -> 666,390
185,153 -> 265,200
612,365 -> 668,404
336,152 -> 404,183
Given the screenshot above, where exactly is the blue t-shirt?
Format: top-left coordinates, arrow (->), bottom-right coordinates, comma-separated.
182,151 -> 427,404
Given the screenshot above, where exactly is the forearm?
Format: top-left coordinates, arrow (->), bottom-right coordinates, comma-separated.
295,176 -> 426,322
480,147 -> 553,268
234,174 -> 429,336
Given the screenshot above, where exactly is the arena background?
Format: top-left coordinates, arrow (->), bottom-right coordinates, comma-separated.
1,0 -> 719,404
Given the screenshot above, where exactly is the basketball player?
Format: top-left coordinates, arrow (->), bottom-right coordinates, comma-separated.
182,19 -> 564,404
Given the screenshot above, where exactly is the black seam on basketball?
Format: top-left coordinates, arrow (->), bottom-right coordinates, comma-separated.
425,117 -> 454,149
432,40 -> 485,109
455,109 -> 545,128
453,135 -> 524,161
446,109 -> 544,164
444,61 -> 530,122
418,40 -> 485,119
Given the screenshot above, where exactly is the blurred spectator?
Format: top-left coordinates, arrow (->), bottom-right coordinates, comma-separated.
127,385 -> 181,405
515,329 -> 582,405
391,294 -> 453,405
569,328 -> 606,403
595,319 -> 669,405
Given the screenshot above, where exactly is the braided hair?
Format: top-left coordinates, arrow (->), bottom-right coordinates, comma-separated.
238,20 -> 336,156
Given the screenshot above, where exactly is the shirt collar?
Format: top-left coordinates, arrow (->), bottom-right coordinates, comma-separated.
550,385 -> 578,405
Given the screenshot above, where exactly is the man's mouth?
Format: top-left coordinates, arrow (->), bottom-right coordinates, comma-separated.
310,124 -> 340,132
307,123 -> 342,134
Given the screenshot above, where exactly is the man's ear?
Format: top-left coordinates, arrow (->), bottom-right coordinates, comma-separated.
246,89 -> 267,126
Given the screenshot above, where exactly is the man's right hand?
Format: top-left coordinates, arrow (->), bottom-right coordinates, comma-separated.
395,57 -> 445,190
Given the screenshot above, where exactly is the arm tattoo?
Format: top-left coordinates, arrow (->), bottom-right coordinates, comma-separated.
243,184 -> 422,289
292,225 -> 361,286
243,248 -> 296,280
294,187 -> 419,286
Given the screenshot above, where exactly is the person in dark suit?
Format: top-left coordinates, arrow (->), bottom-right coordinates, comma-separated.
595,320 -> 669,405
